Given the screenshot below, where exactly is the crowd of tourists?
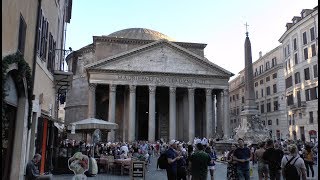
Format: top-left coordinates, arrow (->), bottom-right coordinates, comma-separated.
51,137 -> 318,180
226,138 -> 318,180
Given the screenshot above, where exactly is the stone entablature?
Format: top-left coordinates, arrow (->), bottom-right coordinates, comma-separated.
88,71 -> 228,90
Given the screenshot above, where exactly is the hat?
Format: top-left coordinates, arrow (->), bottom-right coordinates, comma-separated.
169,139 -> 177,145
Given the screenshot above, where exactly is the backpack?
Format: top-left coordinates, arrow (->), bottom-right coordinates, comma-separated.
158,152 -> 168,169
284,156 -> 300,180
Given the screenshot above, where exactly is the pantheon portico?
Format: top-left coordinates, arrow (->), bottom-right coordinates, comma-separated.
65,28 -> 234,142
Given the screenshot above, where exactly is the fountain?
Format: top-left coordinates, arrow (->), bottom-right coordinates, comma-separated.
233,29 -> 269,145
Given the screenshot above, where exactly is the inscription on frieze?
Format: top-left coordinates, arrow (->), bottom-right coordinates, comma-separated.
117,75 -> 207,86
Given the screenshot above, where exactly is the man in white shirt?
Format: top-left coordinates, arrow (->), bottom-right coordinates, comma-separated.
120,142 -> 129,157
281,144 -> 307,180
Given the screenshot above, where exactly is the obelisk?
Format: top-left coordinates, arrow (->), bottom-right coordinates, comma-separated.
243,27 -> 257,111
235,25 -> 268,143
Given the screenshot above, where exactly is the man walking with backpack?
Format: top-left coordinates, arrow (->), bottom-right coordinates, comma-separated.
262,140 -> 283,180
281,144 -> 307,180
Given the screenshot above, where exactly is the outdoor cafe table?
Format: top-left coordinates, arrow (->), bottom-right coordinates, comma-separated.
114,158 -> 132,175
114,158 -> 131,164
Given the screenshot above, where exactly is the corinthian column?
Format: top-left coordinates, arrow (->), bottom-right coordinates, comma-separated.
206,89 -> 213,138
169,87 -> 176,140
223,89 -> 230,139
148,86 -> 156,142
108,84 -> 117,142
128,85 -> 136,142
188,88 -> 195,142
216,91 -> 223,137
88,83 -> 97,118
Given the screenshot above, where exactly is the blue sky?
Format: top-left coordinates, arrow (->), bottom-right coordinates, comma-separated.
66,0 -> 318,79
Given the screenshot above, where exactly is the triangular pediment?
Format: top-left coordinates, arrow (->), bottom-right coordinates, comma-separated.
86,40 -> 233,77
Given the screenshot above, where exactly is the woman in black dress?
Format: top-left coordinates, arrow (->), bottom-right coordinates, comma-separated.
227,144 -> 239,180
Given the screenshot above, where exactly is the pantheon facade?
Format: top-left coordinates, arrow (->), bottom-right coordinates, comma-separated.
65,28 -> 234,142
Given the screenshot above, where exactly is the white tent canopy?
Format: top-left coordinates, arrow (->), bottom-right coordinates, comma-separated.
67,118 -> 118,130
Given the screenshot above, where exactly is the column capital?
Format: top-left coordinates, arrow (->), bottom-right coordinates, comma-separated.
129,85 -> 136,93
89,83 -> 97,91
223,89 -> 229,96
149,86 -> 156,94
169,87 -> 176,94
188,88 -> 195,94
206,88 -> 212,96
109,84 -> 117,92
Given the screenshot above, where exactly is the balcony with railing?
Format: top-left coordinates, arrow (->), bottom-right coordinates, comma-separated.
289,101 -> 307,112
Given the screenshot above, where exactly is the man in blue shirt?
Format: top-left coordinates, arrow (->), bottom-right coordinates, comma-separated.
166,140 -> 182,180
233,138 -> 252,180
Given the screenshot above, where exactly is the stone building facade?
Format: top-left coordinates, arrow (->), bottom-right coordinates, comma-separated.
65,28 -> 234,143
230,6 -> 318,142
229,46 -> 288,139
2,0 -> 72,179
279,6 -> 318,142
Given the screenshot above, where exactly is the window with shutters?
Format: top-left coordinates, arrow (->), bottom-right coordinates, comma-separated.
285,76 -> 293,89
288,115 -> 291,125
18,14 -> 27,55
261,103 -> 264,113
294,53 -> 298,65
37,9 -> 42,53
311,44 -> 316,57
304,48 -> 308,60
266,76 -> 270,82
304,68 -> 310,80
314,65 -> 318,78
297,90 -> 301,107
309,112 -> 314,124
305,89 -> 311,101
273,84 -> 277,93
47,32 -> 56,74
265,62 -> 270,70
272,73 -> 277,79
260,80 -> 263,85
287,94 -> 294,106
293,38 -> 297,51
303,32 -> 307,45
295,72 -> 301,84
272,57 -> 277,67
273,100 -> 278,111
292,114 -> 295,125
266,86 -> 270,96
310,27 -> 315,41
267,102 -> 271,112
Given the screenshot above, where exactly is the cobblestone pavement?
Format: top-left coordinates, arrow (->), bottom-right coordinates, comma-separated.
53,156 -> 318,180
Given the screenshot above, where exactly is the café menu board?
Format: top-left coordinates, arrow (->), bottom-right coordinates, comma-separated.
131,161 -> 145,180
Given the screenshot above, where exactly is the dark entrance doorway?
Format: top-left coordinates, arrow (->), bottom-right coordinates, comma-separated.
2,104 -> 17,180
136,86 -> 149,140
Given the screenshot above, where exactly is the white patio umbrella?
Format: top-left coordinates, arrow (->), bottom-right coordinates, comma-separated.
67,118 -> 118,131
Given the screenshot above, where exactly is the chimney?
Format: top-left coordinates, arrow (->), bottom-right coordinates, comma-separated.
259,51 -> 262,58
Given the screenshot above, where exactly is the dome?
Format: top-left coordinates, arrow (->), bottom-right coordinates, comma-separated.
107,28 -> 175,41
